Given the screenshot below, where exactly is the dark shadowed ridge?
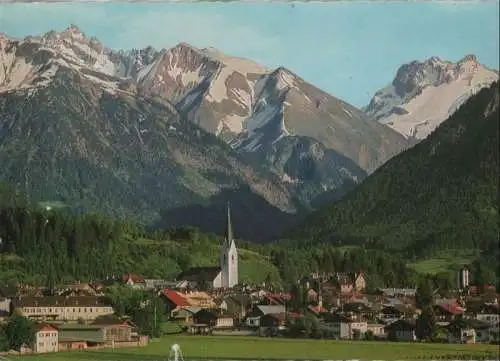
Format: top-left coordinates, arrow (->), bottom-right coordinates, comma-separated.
288,82 -> 499,255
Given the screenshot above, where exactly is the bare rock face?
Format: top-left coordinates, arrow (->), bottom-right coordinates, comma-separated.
365,55 -> 499,140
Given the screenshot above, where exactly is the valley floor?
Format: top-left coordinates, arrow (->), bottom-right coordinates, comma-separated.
12,336 -> 500,360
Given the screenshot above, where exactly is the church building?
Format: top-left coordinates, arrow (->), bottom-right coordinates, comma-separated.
175,203 -> 239,289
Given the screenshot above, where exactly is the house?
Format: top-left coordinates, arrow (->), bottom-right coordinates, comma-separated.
57,322 -> 134,350
245,305 -> 285,328
56,283 -> 97,297
262,293 -> 291,306
170,307 -> 201,325
342,302 -> 375,319
160,289 -> 191,315
447,317 -> 496,344
334,273 -> 354,294
306,289 -> 318,302
379,305 -> 412,323
92,319 -> 136,343
184,291 -> 216,308
433,303 -> 464,324
378,288 -> 417,298
33,323 -> 58,353
385,319 -> 416,342
354,272 -> 366,291
215,314 -> 234,329
176,267 -> 222,290
11,296 -> 114,322
193,309 -> 234,329
367,323 -> 386,338
447,318 -> 479,344
471,303 -> 499,325
260,313 -> 286,328
0,296 -> 11,318
221,294 -> 251,319
321,313 -> 368,340
177,204 -> 239,289
259,313 -> 286,336
57,324 -> 107,350
122,274 -> 146,289
193,309 -> 218,327
144,279 -> 169,291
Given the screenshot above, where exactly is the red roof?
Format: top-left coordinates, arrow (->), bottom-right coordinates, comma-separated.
438,303 -> 464,315
308,305 -> 327,314
122,273 -> 145,284
162,289 -> 190,307
35,323 -> 58,332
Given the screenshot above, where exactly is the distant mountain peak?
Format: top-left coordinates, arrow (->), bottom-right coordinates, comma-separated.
458,54 -> 478,64
365,54 -> 498,139
172,42 -> 201,53
42,24 -> 89,43
65,24 -> 84,34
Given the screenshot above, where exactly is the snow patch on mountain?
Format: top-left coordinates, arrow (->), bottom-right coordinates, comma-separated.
275,67 -> 299,91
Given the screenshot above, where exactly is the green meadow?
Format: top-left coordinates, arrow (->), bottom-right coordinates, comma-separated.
12,335 -> 500,360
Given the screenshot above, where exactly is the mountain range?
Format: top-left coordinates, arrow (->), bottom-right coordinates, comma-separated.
0,25 -> 497,241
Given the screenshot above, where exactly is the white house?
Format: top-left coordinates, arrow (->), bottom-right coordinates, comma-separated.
33,324 -> 59,353
322,314 -> 368,340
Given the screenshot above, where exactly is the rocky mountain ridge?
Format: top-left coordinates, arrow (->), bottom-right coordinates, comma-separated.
365,55 -> 499,139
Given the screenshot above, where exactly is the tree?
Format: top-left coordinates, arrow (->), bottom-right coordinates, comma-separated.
290,284 -> 307,311
0,327 -> 9,351
3,315 -> 35,351
107,285 -> 146,317
304,313 -> 321,338
416,306 -> 437,342
133,297 -> 165,338
416,279 -> 434,309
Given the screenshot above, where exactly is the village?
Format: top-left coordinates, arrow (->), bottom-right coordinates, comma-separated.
0,207 -> 498,356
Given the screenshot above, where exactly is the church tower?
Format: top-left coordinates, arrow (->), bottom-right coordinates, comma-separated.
220,202 -> 238,288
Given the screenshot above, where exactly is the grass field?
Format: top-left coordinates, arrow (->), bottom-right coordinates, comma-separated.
408,250 -> 475,275
11,336 -> 500,360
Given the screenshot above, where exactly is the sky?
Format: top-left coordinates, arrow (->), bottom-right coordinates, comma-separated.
0,1 -> 498,107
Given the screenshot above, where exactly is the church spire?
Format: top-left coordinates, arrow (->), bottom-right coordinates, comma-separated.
225,201 -> 233,244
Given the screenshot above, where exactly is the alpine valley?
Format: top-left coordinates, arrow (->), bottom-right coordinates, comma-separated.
0,25 -> 497,242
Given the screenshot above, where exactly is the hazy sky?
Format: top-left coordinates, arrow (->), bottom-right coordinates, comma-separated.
0,1 -> 498,106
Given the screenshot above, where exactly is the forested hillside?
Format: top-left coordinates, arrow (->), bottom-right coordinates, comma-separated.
291,82 -> 499,261
0,182 -> 460,291
0,183 -> 282,286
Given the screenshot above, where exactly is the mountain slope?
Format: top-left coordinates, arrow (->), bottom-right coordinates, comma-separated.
365,55 -> 498,140
134,42 -> 407,173
0,26 -> 409,238
0,38 -> 302,241
0,25 -> 409,206
131,39 -> 408,206
292,82 -> 499,255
